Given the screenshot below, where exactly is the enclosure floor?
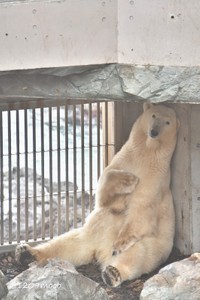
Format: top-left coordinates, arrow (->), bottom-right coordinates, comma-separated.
0,248 -> 187,300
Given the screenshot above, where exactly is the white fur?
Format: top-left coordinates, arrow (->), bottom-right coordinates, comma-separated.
17,103 -> 179,286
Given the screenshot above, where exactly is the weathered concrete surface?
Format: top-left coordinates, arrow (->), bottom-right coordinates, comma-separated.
2,259 -> 108,300
1,64 -> 200,103
140,253 -> 200,300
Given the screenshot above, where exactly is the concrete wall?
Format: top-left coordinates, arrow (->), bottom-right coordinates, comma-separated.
0,0 -> 117,71
118,0 -> 200,66
1,0 -> 200,71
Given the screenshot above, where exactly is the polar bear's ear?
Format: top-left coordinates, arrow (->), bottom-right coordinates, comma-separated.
143,102 -> 154,112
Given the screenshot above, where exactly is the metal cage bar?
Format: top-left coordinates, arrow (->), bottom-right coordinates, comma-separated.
48,107 -> 53,239
32,109 -> 37,241
97,102 -> 101,179
65,104 -> 69,232
104,102 -> 109,167
81,103 -> 85,225
40,108 -> 45,240
57,106 -> 61,235
72,105 -> 77,228
16,110 -> 20,243
24,109 -> 29,242
8,111 -> 12,244
89,103 -> 93,212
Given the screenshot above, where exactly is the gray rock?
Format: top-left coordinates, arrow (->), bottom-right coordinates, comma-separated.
2,259 -> 108,300
1,167 -> 82,242
0,64 -> 126,101
1,64 -> 200,103
118,65 -> 200,102
140,253 -> 200,300
0,270 -> 8,299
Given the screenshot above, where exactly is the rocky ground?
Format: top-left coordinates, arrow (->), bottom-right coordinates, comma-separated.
0,248 -> 187,300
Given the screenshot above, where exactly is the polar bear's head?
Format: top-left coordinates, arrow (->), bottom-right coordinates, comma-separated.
141,102 -> 180,147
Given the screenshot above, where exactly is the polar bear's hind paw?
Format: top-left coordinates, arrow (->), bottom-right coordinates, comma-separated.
102,265 -> 121,287
15,243 -> 36,266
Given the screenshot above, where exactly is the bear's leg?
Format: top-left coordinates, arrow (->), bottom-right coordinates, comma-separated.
102,242 -> 146,287
15,228 -> 95,267
97,169 -> 139,207
112,205 -> 157,255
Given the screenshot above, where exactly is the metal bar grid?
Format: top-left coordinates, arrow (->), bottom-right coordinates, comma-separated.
0,99 -> 115,252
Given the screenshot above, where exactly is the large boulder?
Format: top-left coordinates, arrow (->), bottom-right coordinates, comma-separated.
0,270 -> 8,299
2,167 -> 89,242
2,259 -> 108,300
140,253 -> 200,300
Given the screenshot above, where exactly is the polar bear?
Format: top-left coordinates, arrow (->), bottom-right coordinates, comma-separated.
15,102 -> 180,287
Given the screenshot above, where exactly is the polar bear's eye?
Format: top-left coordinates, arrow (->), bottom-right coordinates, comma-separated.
152,114 -> 156,118
166,121 -> 170,125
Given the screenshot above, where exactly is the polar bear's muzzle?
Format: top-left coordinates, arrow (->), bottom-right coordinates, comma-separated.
150,127 -> 159,138
149,119 -> 161,138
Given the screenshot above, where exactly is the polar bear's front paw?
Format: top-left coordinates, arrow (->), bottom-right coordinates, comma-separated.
107,170 -> 139,195
119,172 -> 139,194
15,243 -> 36,266
102,265 -> 121,287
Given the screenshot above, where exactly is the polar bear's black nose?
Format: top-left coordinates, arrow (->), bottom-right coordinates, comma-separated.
150,129 -> 159,138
